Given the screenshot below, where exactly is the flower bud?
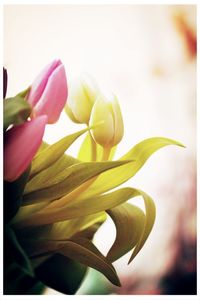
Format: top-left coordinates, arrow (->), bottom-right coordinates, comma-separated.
27,59 -> 68,124
4,115 -> 47,182
90,94 -> 124,147
65,74 -> 100,124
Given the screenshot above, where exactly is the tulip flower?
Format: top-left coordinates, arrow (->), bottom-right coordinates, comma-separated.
4,115 -> 47,182
65,74 -> 100,124
27,59 -> 68,124
90,94 -> 124,148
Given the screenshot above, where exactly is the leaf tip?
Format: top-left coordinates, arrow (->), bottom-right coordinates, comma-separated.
180,143 -> 186,148
170,139 -> 186,148
175,141 -> 186,148
127,257 -> 133,265
115,277 -> 121,287
127,250 -> 138,265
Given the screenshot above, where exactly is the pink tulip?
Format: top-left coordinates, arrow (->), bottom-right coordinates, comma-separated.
27,59 -> 68,124
4,115 -> 47,182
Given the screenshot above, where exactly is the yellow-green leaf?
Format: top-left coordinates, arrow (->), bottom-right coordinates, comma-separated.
59,238 -> 121,287
78,133 -> 116,161
25,154 -> 80,194
42,187 -> 155,263
73,213 -> 107,240
23,160 -> 133,205
20,187 -> 136,227
128,189 -> 156,263
77,137 -> 184,200
23,238 -> 121,286
55,212 -> 107,240
30,128 -> 89,177
29,212 -> 107,241
106,203 -> 146,262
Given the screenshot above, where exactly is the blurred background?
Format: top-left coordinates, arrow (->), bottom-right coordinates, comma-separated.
4,4 -> 197,295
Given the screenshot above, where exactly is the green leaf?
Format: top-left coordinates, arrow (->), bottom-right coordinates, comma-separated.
16,187 -> 156,266
22,159 -> 132,205
59,238 -> 121,287
27,187 -> 155,262
78,132 -> 117,161
19,187 -> 137,227
4,226 -> 34,277
12,202 -> 49,227
26,154 -> 80,193
35,254 -> 87,295
25,238 -> 121,287
106,203 -> 146,262
128,188 -> 156,263
30,128 -> 89,177
28,213 -> 106,294
4,96 -> 32,130
72,212 -> 107,240
19,212 -> 106,242
36,140 -> 49,153
50,212 -> 107,241
77,137 -> 184,200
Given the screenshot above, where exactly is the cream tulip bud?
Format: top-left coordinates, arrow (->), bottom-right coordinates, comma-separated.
90,94 -> 124,147
65,74 -> 100,124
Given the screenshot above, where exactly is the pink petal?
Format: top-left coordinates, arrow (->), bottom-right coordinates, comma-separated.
34,64 -> 68,124
4,115 -> 47,182
27,59 -> 61,107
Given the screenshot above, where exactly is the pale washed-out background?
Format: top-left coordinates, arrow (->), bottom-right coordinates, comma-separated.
4,4 -> 196,295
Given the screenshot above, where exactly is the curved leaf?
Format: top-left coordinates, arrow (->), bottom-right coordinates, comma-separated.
60,238 -> 120,286
22,238 -> 121,287
22,160 -> 132,205
50,212 -> 107,241
30,128 -> 89,176
72,212 -> 107,240
77,137 -> 184,200
4,95 -> 31,130
20,212 -> 107,242
19,187 -> 137,227
128,189 -> 156,263
106,203 -> 146,262
17,187 -> 156,265
12,202 -> 49,227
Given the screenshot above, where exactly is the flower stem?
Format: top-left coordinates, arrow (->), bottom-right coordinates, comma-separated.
102,146 -> 111,161
89,129 -> 97,161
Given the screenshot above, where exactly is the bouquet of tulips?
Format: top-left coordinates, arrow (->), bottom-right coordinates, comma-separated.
3,60 -> 184,295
